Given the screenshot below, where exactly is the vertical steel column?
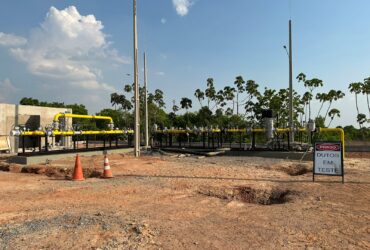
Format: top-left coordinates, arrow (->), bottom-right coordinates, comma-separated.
288,20 -> 294,146
144,52 -> 149,148
133,0 -> 140,157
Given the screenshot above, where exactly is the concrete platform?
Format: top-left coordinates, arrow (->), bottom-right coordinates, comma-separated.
224,150 -> 313,161
159,147 -> 313,161
9,148 -> 134,165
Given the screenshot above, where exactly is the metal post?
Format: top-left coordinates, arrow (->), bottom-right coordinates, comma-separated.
22,136 -> 25,153
38,137 -> 42,152
239,132 -> 242,150
144,52 -> 149,149
133,0 -> 140,157
288,19 -> 294,146
252,132 -> 256,150
45,135 -> 49,152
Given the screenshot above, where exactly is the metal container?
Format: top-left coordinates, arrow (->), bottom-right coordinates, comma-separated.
265,118 -> 274,139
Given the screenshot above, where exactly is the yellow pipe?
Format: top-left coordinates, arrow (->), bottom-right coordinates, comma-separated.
53,113 -> 113,123
252,128 -> 265,133
21,131 -> 46,136
155,127 -> 311,134
317,127 -> 345,159
20,130 -> 133,136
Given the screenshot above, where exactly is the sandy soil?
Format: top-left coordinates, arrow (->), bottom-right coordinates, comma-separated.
0,152 -> 369,249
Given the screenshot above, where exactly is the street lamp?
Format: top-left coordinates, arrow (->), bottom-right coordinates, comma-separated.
283,45 -> 289,57
283,20 -> 294,148
133,0 -> 140,157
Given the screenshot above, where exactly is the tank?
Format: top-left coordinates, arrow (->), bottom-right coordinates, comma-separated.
265,118 -> 274,139
306,119 -> 316,132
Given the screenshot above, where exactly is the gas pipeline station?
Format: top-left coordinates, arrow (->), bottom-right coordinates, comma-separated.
3,102 -> 345,165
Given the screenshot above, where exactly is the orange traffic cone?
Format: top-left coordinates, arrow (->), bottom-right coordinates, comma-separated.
102,154 -> 113,178
72,154 -> 85,181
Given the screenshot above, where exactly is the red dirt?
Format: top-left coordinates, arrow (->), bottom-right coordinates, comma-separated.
0,153 -> 369,249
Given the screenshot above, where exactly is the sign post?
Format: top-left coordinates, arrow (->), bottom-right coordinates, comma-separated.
313,141 -> 344,183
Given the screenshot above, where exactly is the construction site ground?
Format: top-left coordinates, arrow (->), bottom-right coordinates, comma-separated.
0,152 -> 369,249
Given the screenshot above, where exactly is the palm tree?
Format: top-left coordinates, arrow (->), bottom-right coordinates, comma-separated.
205,78 -> 216,109
222,86 -> 235,112
194,89 -> 205,107
362,77 -> 370,117
297,73 -> 323,119
172,100 -> 179,114
110,93 -> 120,110
244,80 -> 260,119
153,89 -> 165,108
348,82 -> 363,126
328,108 -> 340,127
180,97 -> 192,111
302,91 -> 312,123
357,113 -> 367,129
124,84 -> 133,93
180,97 -> 192,127
315,92 -> 328,118
323,90 -> 345,122
234,76 -> 245,115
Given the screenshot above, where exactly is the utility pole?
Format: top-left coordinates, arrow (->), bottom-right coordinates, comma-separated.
144,52 -> 149,148
133,0 -> 140,157
288,19 -> 294,146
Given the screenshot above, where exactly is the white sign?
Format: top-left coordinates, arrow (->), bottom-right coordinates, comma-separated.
314,142 -> 343,176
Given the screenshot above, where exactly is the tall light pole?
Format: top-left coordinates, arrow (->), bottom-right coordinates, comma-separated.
288,19 -> 294,146
144,52 -> 149,148
133,0 -> 140,157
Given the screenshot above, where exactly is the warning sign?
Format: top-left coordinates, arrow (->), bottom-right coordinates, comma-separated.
313,141 -> 344,182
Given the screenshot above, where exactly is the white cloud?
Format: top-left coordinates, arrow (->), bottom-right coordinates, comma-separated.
156,71 -> 165,76
0,78 -> 18,102
6,6 -> 127,92
161,18 -> 167,24
0,32 -> 27,46
172,0 -> 193,16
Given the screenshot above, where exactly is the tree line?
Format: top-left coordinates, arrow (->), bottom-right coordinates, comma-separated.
19,73 -> 369,141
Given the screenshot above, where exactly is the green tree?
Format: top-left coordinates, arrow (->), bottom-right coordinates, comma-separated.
349,82 -> 363,127
297,73 -> 323,119
244,80 -> 260,120
172,103 -> 179,114
362,77 -> 370,117
323,90 -> 345,122
180,97 -> 192,111
205,78 -> 216,109
234,75 -> 245,115
302,91 -> 312,123
357,113 -> 367,129
315,92 -> 328,118
222,86 -> 236,113
194,89 -> 205,107
328,108 -> 340,127
20,97 -> 40,106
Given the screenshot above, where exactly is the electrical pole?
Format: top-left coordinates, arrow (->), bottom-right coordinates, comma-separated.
288,19 -> 294,146
144,52 -> 149,148
133,0 -> 140,157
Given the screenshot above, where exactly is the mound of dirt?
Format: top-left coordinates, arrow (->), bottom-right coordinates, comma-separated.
20,165 -> 102,179
274,163 -> 312,176
198,185 -> 297,205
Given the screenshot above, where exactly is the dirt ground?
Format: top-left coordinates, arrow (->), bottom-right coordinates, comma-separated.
0,151 -> 369,249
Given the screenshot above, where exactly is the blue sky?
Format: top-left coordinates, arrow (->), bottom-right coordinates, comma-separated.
0,0 -> 369,127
